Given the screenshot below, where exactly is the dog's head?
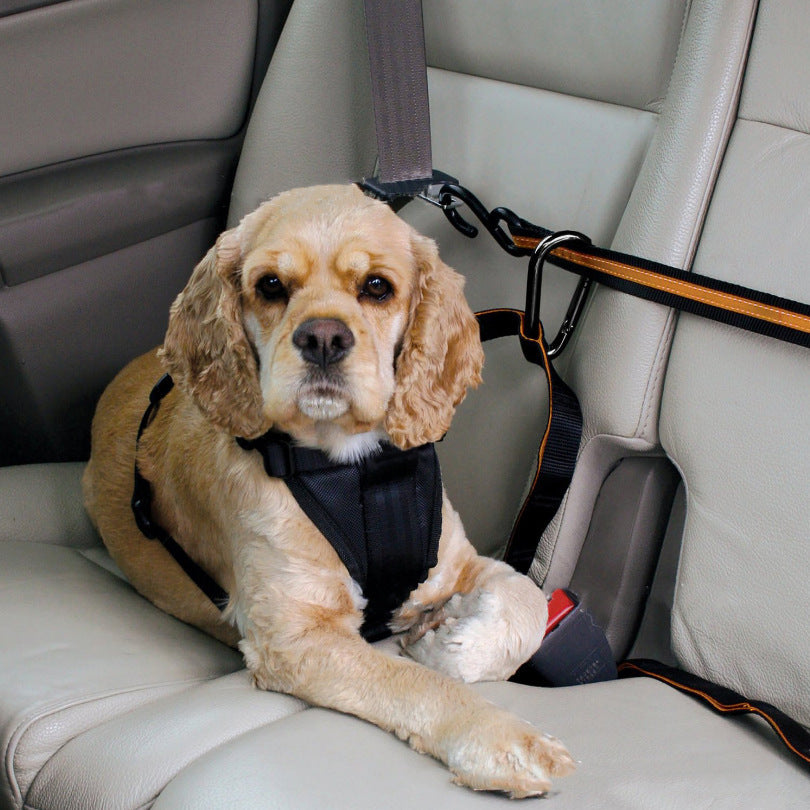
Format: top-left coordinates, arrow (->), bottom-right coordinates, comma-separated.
161,185 -> 483,456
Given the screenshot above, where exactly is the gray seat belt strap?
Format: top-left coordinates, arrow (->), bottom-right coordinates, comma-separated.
363,0 -> 432,184
360,0 -> 454,201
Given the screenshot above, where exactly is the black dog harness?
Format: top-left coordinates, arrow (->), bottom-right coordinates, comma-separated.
131,374 -> 442,641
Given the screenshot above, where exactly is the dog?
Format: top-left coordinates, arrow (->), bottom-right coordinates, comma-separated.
83,184 -> 574,796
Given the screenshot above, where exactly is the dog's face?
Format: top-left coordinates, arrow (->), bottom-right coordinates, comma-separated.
161,185 -> 483,454
240,186 -> 420,444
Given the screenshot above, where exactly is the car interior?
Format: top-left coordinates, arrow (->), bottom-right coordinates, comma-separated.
1,0 -> 809,807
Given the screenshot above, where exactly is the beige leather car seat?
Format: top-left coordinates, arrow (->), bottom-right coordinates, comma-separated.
1,1 -> 809,808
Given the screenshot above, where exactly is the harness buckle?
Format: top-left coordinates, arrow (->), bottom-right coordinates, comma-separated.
237,434 -> 297,479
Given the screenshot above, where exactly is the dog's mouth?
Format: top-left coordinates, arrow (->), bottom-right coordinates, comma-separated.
296,371 -> 351,421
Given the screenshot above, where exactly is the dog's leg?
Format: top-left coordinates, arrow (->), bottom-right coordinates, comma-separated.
232,527 -> 572,797
241,619 -> 573,797
399,557 -> 548,683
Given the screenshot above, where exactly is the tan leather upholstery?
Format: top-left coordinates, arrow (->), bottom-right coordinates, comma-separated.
661,0 -> 810,729
150,679 -> 810,810
3,0 -> 810,807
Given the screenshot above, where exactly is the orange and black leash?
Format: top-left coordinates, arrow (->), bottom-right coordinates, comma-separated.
475,307 -> 582,575
512,229 -> 810,349
443,181 -> 810,350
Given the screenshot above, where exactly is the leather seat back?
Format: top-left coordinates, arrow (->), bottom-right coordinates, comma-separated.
658,0 -> 810,725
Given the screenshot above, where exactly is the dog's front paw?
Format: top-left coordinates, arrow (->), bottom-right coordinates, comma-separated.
444,712 -> 575,798
402,590 -> 543,682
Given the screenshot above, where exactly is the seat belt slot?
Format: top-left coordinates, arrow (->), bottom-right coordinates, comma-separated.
513,589 -> 618,687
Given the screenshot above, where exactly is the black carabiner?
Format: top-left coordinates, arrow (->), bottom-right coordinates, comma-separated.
438,184 -> 534,256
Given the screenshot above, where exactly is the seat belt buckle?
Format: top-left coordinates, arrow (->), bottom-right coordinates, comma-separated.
512,589 -> 618,687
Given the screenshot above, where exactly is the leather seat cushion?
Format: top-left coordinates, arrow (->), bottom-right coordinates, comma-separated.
0,538 -> 243,807
148,677 -> 810,809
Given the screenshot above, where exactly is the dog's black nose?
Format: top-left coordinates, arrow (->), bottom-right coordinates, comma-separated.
292,318 -> 355,368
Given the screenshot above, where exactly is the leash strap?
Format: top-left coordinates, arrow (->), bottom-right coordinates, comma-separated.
475,309 -> 583,574
619,659 -> 810,770
131,374 -> 230,610
494,217 -> 810,350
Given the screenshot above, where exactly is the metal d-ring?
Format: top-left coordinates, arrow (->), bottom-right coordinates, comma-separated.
525,231 -> 591,344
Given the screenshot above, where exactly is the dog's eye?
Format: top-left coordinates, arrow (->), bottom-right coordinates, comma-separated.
360,275 -> 393,302
256,274 -> 287,302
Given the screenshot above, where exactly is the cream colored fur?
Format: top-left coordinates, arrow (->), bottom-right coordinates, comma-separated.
83,185 -> 574,797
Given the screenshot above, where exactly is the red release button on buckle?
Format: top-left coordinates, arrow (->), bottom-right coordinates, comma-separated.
545,588 -> 577,637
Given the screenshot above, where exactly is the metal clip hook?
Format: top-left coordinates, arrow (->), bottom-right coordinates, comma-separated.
526,231 -> 590,343
419,181 -> 594,357
437,184 -> 529,256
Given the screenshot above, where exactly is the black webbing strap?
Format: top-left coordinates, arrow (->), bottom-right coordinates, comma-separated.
358,443 -> 443,640
475,308 -> 583,574
506,222 -> 810,350
131,374 -> 230,610
619,658 -> 810,771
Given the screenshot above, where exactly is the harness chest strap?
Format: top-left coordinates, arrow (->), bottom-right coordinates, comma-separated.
236,430 -> 443,641
131,374 -> 442,642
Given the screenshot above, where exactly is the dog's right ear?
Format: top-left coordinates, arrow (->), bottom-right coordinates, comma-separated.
160,228 -> 267,438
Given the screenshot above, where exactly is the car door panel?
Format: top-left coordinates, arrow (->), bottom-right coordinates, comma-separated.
0,0 -> 289,465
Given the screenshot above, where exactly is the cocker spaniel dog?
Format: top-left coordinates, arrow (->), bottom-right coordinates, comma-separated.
84,184 -> 574,796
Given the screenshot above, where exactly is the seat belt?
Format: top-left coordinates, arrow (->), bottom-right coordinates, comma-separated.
362,0 -> 431,189
360,0 -> 454,202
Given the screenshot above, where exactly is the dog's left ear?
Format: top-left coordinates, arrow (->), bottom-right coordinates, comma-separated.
160,227 -> 266,439
385,233 -> 484,448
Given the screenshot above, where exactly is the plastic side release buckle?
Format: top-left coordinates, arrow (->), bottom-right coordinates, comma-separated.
512,589 -> 618,687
